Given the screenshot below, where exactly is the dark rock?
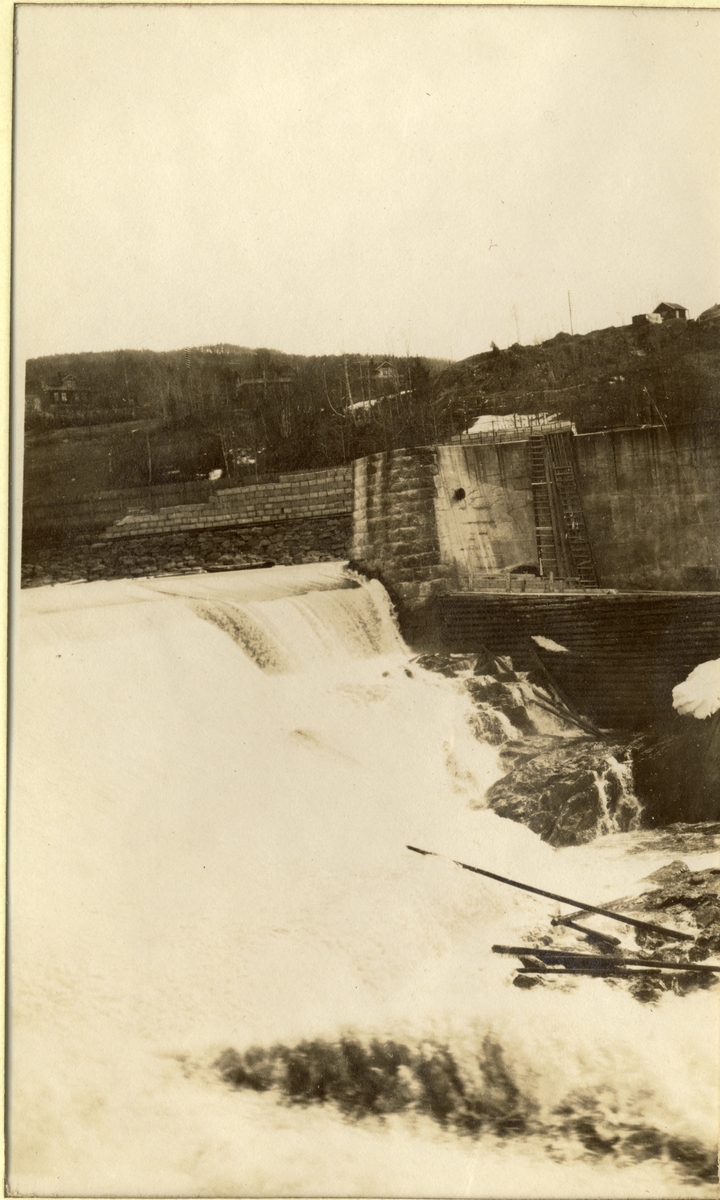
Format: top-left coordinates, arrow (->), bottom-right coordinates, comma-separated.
633,710 -> 720,825
486,739 -> 638,846
22,513 -> 351,586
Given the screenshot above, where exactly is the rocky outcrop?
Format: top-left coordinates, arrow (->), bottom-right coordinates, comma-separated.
433,317 -> 720,434
485,739 -> 638,847
415,650 -> 641,847
633,709 -> 720,825
21,515 -> 351,587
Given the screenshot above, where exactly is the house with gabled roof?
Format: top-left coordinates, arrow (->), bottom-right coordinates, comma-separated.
653,302 -> 688,321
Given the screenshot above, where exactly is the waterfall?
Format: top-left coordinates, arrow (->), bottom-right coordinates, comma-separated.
11,565 -> 719,1198
593,754 -> 643,837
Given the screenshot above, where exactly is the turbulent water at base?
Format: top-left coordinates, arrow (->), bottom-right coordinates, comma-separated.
12,563 -> 719,1197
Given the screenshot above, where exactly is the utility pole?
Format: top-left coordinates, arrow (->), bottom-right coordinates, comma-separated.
567,291 -> 574,336
123,357 -> 132,408
146,431 -> 153,503
512,304 -> 521,344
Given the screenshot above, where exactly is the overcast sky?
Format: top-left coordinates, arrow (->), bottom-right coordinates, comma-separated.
13,4 -> 720,363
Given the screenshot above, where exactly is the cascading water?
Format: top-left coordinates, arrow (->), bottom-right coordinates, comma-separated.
593,754 -> 643,837
11,564 -> 719,1197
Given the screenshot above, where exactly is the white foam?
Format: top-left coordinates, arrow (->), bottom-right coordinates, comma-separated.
10,567 -> 719,1196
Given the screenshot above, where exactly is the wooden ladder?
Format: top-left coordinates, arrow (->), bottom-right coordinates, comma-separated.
530,434 -> 560,579
530,432 -> 598,586
545,431 -> 598,586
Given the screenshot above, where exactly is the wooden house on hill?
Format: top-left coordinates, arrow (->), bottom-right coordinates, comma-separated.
42,374 -> 92,405
653,302 -> 688,321
374,360 -> 398,382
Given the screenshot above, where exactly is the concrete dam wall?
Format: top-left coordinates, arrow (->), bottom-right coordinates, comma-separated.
350,422 -> 720,604
350,421 -> 720,730
576,423 -> 720,592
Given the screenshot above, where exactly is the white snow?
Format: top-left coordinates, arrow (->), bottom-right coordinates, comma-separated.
532,635 -> 570,653
672,658 -> 720,720
465,413 -> 574,436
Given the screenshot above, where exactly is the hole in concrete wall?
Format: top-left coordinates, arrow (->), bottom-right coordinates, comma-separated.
453,488 -> 466,502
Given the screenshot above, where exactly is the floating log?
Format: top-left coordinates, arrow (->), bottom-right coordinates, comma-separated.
551,918 -> 621,946
406,845 -> 693,941
492,946 -> 719,972
515,967 -> 657,977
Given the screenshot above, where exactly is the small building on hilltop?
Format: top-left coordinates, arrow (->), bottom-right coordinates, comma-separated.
375,360 -> 397,382
653,302 -> 688,322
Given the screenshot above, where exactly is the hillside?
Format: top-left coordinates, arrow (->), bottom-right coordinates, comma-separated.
23,317 -> 720,512
24,348 -> 447,501
434,317 -> 720,434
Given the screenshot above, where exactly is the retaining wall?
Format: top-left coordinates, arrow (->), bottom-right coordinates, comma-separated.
575,423 -> 720,591
21,465 -> 353,541
435,591 -> 720,728
23,478 -> 221,537
350,448 -> 452,608
22,514 -> 352,588
103,466 -> 352,538
350,423 -> 720,602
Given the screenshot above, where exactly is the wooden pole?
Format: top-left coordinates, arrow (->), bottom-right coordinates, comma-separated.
407,846 -> 693,941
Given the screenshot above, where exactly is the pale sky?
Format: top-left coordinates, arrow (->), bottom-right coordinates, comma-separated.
13,4 -> 720,363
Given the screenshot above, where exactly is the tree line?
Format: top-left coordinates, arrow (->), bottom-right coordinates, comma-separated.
25,347 -> 454,476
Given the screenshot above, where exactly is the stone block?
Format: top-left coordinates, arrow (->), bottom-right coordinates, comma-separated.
414,579 -> 448,601
390,539 -> 436,557
401,551 -> 441,569
393,581 -> 420,602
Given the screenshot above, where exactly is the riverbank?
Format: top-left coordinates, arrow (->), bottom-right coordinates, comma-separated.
20,514 -> 352,588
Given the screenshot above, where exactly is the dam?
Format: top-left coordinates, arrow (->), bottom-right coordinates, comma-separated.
14,424 -> 720,1195
350,419 -> 720,730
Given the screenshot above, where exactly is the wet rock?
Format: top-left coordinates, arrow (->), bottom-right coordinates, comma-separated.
486,739 -> 639,847
512,973 -> 546,989
21,515 -> 352,588
467,678 -> 537,736
633,710 -> 720,825
413,652 -> 475,677
594,861 -> 720,1002
633,861 -> 720,944
467,674 -> 586,740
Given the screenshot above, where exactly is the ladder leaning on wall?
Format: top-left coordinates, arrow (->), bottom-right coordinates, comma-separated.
530,432 -> 598,587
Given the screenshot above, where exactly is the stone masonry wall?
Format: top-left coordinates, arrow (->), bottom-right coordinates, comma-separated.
350,448 -> 451,609
103,466 -> 353,539
22,515 -> 351,588
351,423 -> 720,604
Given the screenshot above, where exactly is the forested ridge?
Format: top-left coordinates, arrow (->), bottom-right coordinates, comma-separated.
25,347 -> 446,477
24,316 -> 720,502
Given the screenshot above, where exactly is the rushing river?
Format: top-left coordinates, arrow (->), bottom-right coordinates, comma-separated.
11,563 -> 719,1197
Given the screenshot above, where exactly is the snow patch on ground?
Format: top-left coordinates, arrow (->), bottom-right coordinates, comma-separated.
532,634 -> 569,653
672,659 -> 720,720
